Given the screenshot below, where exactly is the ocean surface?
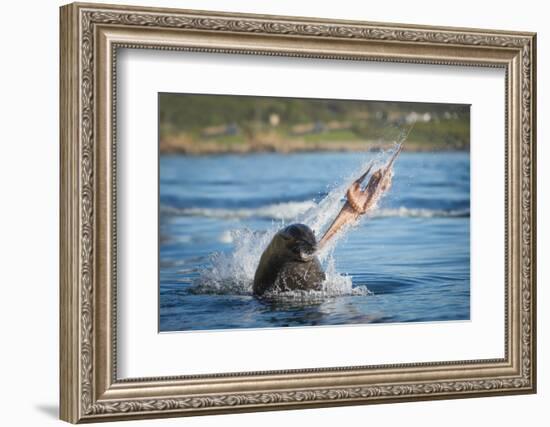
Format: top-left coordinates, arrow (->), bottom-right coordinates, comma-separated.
159,151 -> 470,332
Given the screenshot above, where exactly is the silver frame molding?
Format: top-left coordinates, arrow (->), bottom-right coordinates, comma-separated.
60,2 -> 537,423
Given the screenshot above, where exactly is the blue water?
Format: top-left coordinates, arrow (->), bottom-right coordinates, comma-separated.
159,151 -> 470,332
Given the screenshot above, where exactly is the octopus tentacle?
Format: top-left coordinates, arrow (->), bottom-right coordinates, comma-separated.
346,184 -> 367,214
318,144 -> 403,249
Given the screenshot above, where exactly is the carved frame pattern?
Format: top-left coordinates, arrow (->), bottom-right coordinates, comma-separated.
60,2 -> 536,423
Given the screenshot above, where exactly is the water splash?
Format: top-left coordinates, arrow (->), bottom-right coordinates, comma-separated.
193,147 -> 401,298
193,228 -> 276,295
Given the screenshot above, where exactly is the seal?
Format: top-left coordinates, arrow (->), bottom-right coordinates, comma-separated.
253,224 -> 325,296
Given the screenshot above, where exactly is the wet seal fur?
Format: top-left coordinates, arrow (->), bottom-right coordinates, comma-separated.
253,224 -> 325,296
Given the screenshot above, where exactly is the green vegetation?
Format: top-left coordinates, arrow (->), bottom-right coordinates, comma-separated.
159,93 -> 470,154
302,129 -> 359,143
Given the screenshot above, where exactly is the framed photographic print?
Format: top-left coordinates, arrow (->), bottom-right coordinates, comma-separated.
59,2 -> 537,423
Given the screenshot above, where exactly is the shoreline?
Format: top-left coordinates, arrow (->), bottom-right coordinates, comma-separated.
159,139 -> 469,155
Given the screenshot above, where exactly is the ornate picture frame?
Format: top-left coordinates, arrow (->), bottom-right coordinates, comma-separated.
60,2 -> 536,423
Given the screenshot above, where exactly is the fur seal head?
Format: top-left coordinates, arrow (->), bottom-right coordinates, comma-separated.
253,223 -> 325,296
278,223 -> 318,262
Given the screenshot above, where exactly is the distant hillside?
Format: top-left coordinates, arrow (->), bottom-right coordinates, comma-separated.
159,93 -> 470,154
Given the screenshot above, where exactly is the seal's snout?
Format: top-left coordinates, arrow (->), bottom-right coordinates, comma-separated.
299,251 -> 316,262
297,242 -> 318,261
